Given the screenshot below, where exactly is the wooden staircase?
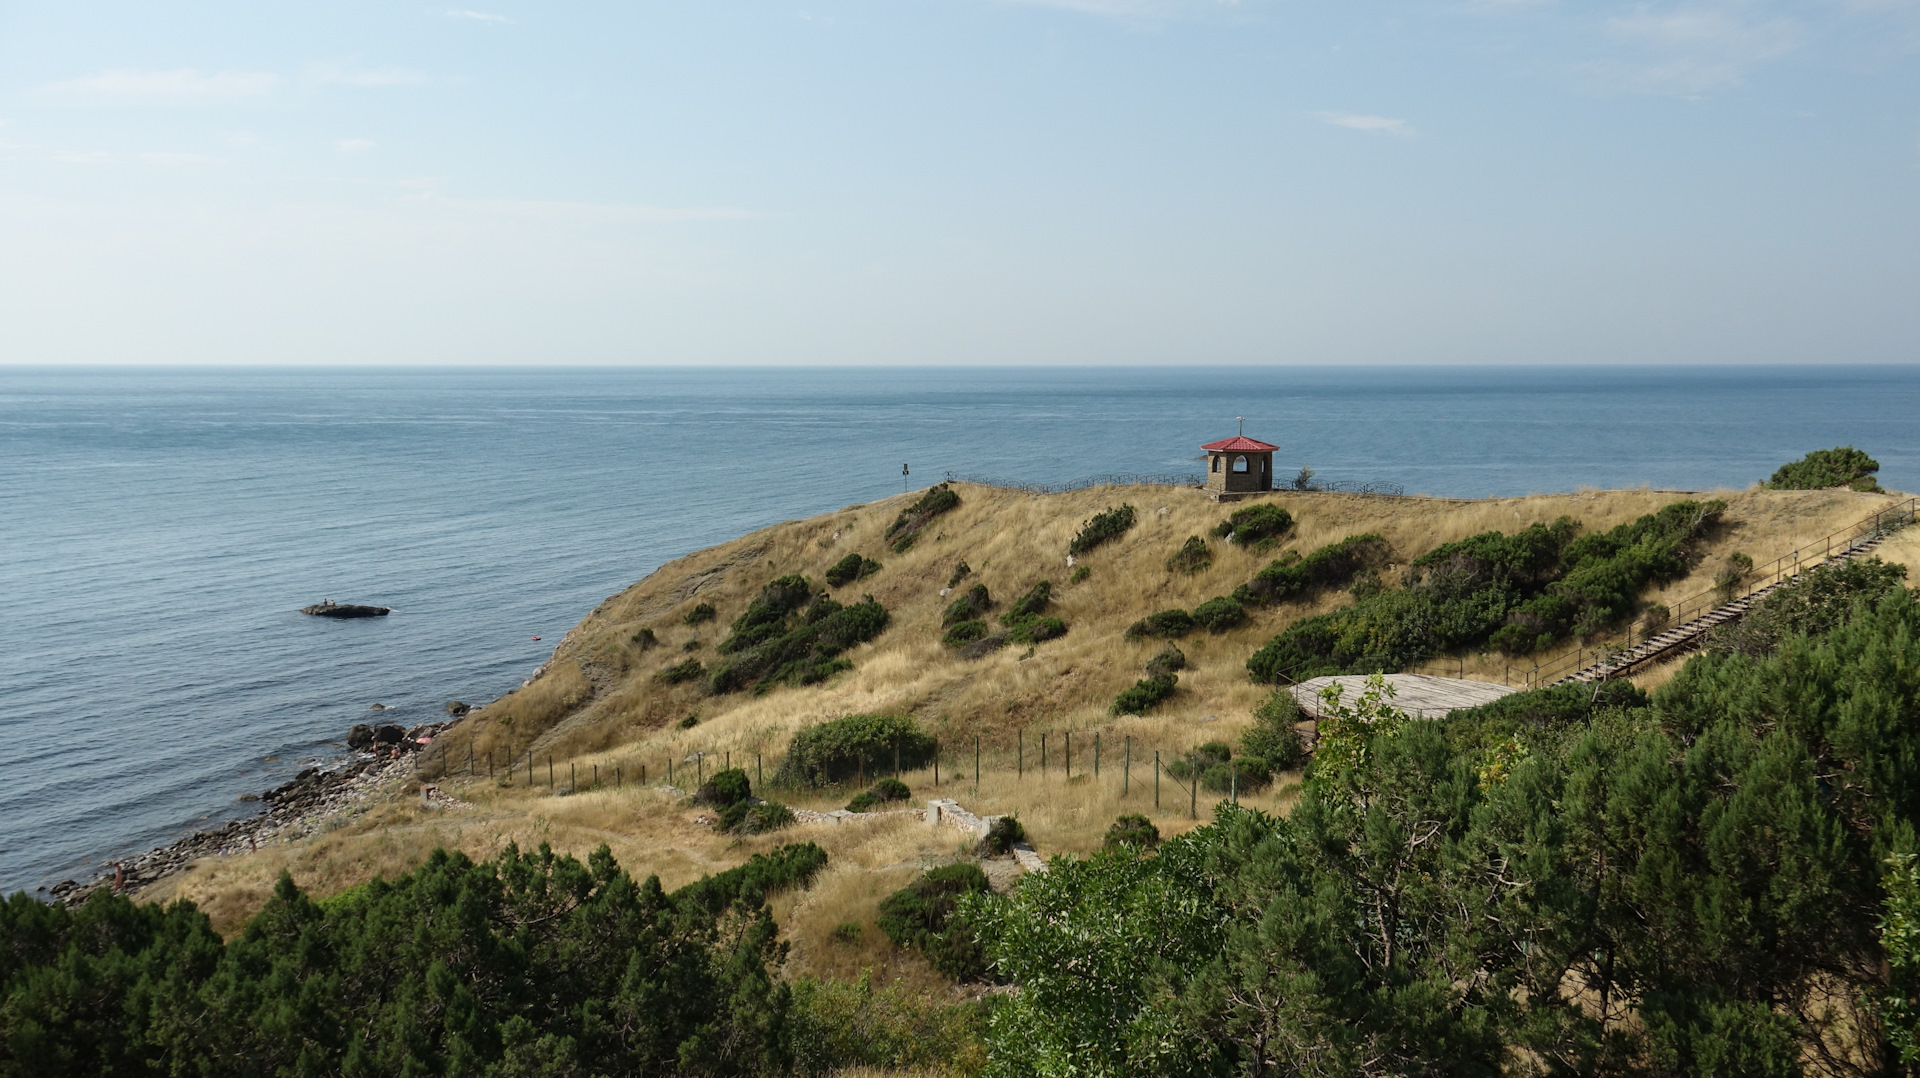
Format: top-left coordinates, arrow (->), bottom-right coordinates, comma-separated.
1552,530 -> 1895,685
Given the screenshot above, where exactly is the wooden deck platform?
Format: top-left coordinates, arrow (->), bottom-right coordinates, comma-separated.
1290,673 -> 1519,720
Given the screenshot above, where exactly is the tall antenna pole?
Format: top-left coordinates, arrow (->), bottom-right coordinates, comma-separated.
1237,416 -> 1245,436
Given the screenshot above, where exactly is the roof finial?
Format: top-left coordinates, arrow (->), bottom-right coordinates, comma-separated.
1237,416 -> 1244,436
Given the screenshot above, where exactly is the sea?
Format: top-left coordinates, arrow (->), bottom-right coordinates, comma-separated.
3,364 -> 1918,895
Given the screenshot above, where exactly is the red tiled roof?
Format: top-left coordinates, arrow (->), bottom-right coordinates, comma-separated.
1201,435 -> 1279,453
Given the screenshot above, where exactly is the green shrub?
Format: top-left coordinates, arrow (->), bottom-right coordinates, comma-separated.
1249,500 -> 1726,679
1235,533 -> 1391,606
682,637 -> 703,651
1350,568 -> 1385,600
1242,690 -> 1306,771
775,714 -> 937,787
847,777 -> 912,813
1191,595 -> 1247,632
943,583 -> 993,626
673,841 -> 828,916
948,560 -> 972,587
1166,535 -> 1212,575
694,767 -> 751,808
1211,503 -> 1293,544
878,864 -> 993,981
1714,551 -> 1754,597
1708,555 -> 1908,658
825,553 -> 883,588
653,658 -> 705,685
1202,756 -> 1270,793
1104,814 -> 1160,849
788,974 -> 990,1076
982,815 -> 1026,855
831,922 -> 862,944
717,800 -> 796,835
1070,565 -> 1091,584
708,580 -> 890,694
887,484 -> 962,553
1126,608 -> 1194,639
0,841 -> 813,1078
942,619 -> 990,648
1111,674 -> 1177,715
1069,504 -> 1137,556
683,601 -> 716,625
1003,580 -> 1053,622
1145,644 -> 1185,680
1766,446 -> 1881,491
1000,581 -> 1066,645
1008,616 -> 1066,645
1165,742 -> 1233,783
630,627 -> 658,650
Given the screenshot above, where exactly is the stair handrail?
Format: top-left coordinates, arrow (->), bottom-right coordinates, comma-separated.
1521,496 -> 1917,686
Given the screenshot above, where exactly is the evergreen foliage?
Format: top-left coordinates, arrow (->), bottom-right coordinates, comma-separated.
1126,608 -> 1194,640
1191,594 -> 1247,632
1210,503 -> 1293,545
981,816 -> 1025,856
999,581 -> 1066,645
1103,814 -> 1160,850
710,577 -> 889,693
1110,674 -> 1177,715
1767,445 -> 1882,491
653,657 -> 706,684
773,714 -> 935,788
683,601 -> 717,625
1165,535 -> 1212,575
846,778 -> 912,813
1241,689 -> 1306,771
1234,533 -> 1391,605
886,484 -> 961,553
942,583 -> 993,627
823,553 -> 882,588
0,843 -> 818,1076
1708,555 -> 1907,657
787,974 -> 989,1077
1144,644 -> 1185,680
1068,505 -> 1137,557
877,865 -> 993,982
694,767 -> 753,808
1248,500 -> 1723,681
969,586 -> 1920,1076
941,619 -> 990,648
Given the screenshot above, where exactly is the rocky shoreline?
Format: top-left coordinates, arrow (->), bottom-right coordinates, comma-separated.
46,717 -> 462,907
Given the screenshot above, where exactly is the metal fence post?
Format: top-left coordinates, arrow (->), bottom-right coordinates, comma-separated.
1124,737 -> 1131,796
1154,751 -> 1160,809
975,737 -> 981,787
1095,732 -> 1101,778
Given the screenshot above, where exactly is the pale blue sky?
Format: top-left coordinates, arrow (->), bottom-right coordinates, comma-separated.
1,1 -> 1916,365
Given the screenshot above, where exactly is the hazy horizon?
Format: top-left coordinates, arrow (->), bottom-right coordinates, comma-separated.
3,2 -> 1917,367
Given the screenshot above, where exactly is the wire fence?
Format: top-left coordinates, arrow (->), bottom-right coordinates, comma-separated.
944,470 -> 1406,498
429,725 -> 1275,822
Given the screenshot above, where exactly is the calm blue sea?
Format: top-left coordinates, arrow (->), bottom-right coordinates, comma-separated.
3,365 -> 1918,894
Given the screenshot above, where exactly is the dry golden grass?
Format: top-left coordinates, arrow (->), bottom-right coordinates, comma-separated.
147,483 -> 1915,960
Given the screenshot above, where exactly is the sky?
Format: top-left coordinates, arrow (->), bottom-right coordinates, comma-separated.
0,1 -> 1916,367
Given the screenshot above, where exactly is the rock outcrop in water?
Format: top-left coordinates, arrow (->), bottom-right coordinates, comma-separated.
301,600 -> 391,618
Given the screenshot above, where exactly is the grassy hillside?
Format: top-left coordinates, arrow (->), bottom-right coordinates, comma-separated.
141,481 -> 1909,980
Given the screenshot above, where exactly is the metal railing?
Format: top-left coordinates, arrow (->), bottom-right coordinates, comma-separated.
1257,497 -> 1918,691
1519,496 -> 1918,686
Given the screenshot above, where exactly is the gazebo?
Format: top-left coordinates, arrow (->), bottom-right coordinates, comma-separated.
1201,433 -> 1279,498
